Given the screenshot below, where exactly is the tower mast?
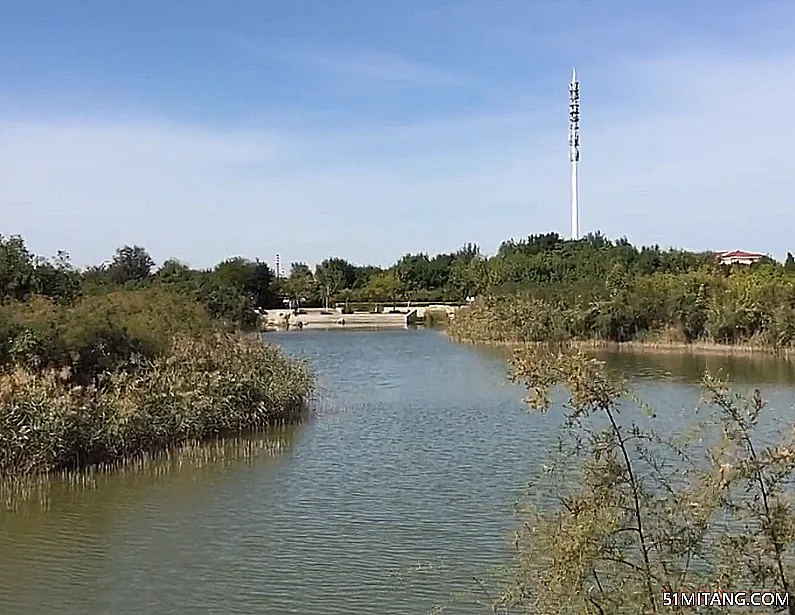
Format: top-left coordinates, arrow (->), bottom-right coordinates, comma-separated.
569,68 -> 580,240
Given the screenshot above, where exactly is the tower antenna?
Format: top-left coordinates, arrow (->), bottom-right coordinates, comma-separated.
569,67 -> 580,240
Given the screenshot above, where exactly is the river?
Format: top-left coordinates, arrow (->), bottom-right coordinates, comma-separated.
2,329 -> 794,614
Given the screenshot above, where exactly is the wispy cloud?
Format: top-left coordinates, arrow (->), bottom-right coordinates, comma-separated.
214,30 -> 469,89
3,42 -> 795,269
294,48 -> 467,87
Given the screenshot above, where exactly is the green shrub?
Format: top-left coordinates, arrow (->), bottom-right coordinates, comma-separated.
0,333 -> 312,478
0,288 -> 214,384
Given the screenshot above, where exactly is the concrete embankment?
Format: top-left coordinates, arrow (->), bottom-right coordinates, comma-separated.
263,306 -> 459,331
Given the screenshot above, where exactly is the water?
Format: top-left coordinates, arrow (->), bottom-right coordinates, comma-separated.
2,330 -> 795,615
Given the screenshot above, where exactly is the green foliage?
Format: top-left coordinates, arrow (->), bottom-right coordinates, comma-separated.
314,257 -> 356,307
212,257 -> 276,309
285,262 -> 315,303
0,333 -> 312,477
5,232 -> 793,320
0,288 -> 214,385
450,267 -> 795,349
362,271 -> 403,303
0,235 -> 35,300
107,245 -> 155,284
195,277 -> 257,329
0,235 -> 80,303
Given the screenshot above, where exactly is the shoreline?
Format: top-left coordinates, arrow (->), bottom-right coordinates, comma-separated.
576,339 -> 795,357
446,336 -> 795,358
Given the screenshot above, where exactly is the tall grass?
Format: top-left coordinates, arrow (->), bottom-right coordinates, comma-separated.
0,289 -> 314,482
449,291 -> 795,351
423,308 -> 452,328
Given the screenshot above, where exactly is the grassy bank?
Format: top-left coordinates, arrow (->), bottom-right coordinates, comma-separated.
449,292 -> 795,354
0,287 -> 313,481
448,335 -> 795,358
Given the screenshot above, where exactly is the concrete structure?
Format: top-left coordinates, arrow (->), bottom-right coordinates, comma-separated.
261,305 -> 460,331
569,68 -> 580,240
715,250 -> 767,265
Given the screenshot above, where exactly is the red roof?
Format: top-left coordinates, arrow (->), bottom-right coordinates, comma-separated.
716,250 -> 766,258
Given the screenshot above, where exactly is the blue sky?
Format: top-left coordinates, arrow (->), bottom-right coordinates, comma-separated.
1,1 -> 793,269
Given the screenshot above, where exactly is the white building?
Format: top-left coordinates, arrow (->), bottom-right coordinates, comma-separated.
715,250 -> 767,265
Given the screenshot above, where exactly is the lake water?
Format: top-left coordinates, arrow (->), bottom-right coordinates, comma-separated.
2,330 -> 795,614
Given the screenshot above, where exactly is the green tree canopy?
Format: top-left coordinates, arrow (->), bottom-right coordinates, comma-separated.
107,245 -> 155,284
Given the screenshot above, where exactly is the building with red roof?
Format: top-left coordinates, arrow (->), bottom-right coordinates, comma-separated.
715,250 -> 767,265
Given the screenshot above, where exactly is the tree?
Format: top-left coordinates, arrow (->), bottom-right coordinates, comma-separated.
315,258 -> 356,307
452,243 -> 480,264
212,257 -> 276,309
352,265 -> 383,290
286,263 -> 315,305
0,236 -> 79,302
363,271 -> 402,304
395,253 -> 452,294
246,260 -> 276,309
0,235 -> 35,300
31,251 -> 80,302
785,252 -> 795,271
156,258 -> 192,282
108,245 -> 155,284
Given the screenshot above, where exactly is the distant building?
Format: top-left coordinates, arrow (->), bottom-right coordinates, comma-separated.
715,250 -> 767,266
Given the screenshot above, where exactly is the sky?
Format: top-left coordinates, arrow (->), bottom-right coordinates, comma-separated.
1,0 -> 794,270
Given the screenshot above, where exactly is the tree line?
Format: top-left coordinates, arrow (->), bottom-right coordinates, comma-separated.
5,231 -> 795,342
0,234 -> 314,484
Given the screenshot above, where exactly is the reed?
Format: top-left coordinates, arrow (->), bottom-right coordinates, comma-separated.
423,308 -> 452,328
449,294 -> 795,354
0,332 -> 313,481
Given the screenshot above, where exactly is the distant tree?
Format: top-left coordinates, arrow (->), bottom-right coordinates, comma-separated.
286,263 -> 315,304
0,236 -> 79,302
395,253 -> 451,293
108,245 -> 155,284
213,257 -> 253,289
0,235 -> 35,300
583,231 -> 611,248
452,243 -> 481,264
786,252 -> 795,271
156,258 -> 191,280
154,259 -> 198,294
315,258 -> 356,307
31,251 -> 80,302
212,257 -> 276,309
364,271 -> 403,304
352,265 -> 383,289
246,260 -> 277,308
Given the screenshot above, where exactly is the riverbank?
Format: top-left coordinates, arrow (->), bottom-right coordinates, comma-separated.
577,339 -> 795,356
448,336 -> 795,357
447,294 -> 795,357
0,289 -> 314,483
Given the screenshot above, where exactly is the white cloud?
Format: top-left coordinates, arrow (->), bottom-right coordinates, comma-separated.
215,31 -> 468,89
2,46 -> 794,269
298,48 -> 468,88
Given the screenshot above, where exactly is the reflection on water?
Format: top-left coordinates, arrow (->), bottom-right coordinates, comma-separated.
595,349 -> 795,386
1,431 -> 300,514
1,330 -> 794,615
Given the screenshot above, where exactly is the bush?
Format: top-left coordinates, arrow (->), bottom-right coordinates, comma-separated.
0,288 -> 214,384
450,271 -> 795,350
0,333 -> 312,477
469,345 -> 795,614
